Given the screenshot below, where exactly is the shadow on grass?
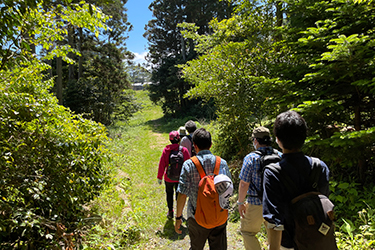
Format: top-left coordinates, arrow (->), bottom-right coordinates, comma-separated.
155,218 -> 188,241
145,116 -> 188,134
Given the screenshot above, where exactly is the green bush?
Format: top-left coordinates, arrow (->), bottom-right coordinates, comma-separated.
0,60 -> 110,248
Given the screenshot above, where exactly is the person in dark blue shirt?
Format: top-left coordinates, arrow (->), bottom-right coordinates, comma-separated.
262,111 -> 330,250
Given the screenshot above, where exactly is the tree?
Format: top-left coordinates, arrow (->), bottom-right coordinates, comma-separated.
48,0 -> 138,125
126,63 -> 152,83
286,0 -> 375,182
180,0 -> 288,159
181,0 -> 375,182
144,0 -> 233,117
0,1 -> 111,247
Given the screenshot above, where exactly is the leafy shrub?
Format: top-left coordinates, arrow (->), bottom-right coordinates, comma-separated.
0,60 -> 110,248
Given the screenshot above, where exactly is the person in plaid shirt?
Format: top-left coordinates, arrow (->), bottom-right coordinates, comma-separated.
237,126 -> 282,250
174,128 -> 231,250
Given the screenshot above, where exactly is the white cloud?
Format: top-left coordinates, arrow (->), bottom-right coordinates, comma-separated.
133,52 -> 148,65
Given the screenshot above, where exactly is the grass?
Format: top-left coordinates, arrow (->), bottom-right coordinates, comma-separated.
82,90 -> 267,249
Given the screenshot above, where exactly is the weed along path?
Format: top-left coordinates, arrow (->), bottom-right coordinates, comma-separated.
112,91 -> 245,249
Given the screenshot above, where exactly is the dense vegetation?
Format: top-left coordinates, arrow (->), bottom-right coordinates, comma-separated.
0,0 -> 133,247
2,0 -> 375,248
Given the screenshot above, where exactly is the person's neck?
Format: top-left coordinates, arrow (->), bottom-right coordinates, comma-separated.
256,144 -> 268,149
282,148 -> 301,154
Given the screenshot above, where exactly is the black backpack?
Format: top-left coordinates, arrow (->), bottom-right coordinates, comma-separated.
266,158 -> 337,250
187,135 -> 196,156
250,149 -> 281,199
167,146 -> 184,181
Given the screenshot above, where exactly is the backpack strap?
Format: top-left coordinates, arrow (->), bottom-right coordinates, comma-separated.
191,156 -> 206,179
254,150 -> 263,157
309,157 -> 322,190
187,134 -> 192,141
214,156 -> 221,176
191,156 -> 221,179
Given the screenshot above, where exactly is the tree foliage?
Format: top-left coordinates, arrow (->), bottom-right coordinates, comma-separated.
180,0 -> 290,159
127,64 -> 152,83
181,0 -> 375,182
0,1 -> 111,247
144,0 -> 233,118
62,0 -> 138,125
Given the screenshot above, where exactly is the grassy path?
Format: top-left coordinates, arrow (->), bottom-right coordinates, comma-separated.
106,91 -> 245,249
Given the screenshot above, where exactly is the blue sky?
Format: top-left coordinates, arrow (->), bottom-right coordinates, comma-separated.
126,0 -> 154,65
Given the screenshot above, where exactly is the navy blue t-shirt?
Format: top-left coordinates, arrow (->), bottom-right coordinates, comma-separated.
262,152 -> 330,248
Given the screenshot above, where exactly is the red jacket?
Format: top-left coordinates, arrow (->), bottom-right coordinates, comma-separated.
157,143 -> 190,183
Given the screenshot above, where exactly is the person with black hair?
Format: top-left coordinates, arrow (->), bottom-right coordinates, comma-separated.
180,120 -> 197,156
263,111 -> 331,250
174,128 -> 232,250
157,131 -> 190,219
237,127 -> 281,250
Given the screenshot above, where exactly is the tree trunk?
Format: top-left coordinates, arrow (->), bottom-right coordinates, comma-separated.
78,27 -> 83,79
68,25 -> 75,81
181,35 -> 186,62
56,57 -> 63,105
275,0 -> 283,51
354,105 -> 365,183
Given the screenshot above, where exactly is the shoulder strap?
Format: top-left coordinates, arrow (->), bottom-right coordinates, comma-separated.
214,156 -> 221,176
191,156 -> 221,179
191,156 -> 206,179
309,157 -> 322,190
254,150 -> 263,156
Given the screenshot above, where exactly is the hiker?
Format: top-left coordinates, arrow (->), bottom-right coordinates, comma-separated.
237,126 -> 282,250
263,111 -> 332,250
178,126 -> 188,140
157,131 -> 190,219
174,128 -> 232,250
180,120 -> 197,156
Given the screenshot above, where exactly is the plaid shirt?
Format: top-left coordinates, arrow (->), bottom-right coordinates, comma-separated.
177,150 -> 231,219
239,146 -> 280,205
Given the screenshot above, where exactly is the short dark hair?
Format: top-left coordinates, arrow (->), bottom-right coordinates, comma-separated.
256,136 -> 272,146
273,110 -> 307,150
192,128 -> 211,150
170,138 -> 180,144
185,120 -> 197,134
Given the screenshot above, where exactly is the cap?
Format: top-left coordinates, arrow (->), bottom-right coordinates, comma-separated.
178,126 -> 187,136
252,126 -> 270,139
214,174 -> 233,210
169,131 -> 180,141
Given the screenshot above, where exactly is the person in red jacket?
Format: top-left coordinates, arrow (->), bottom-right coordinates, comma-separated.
157,131 -> 190,219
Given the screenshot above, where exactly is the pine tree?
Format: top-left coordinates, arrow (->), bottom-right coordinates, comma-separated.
144,0 -> 233,116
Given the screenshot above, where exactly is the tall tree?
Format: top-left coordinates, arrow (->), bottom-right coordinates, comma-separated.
63,0 -> 138,125
180,0 -> 287,159
144,0 -> 233,117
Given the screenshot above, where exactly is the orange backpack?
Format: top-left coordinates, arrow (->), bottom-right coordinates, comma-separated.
191,156 -> 228,229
